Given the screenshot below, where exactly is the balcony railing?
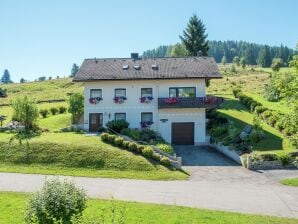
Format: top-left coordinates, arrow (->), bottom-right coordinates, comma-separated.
158,96 -> 224,109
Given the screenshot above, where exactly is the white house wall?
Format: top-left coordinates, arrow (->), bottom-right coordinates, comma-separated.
83,79 -> 206,144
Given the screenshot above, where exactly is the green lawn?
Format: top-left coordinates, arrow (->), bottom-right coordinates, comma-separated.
0,78 -> 83,104
281,178 -> 298,187
0,132 -> 187,180
1,192 -> 297,224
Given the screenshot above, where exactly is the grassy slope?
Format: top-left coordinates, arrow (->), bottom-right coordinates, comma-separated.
0,78 -> 83,104
1,192 -> 297,224
281,178 -> 298,187
0,133 -> 187,180
208,66 -> 294,153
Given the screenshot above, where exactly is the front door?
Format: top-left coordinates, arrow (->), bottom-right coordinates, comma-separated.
89,113 -> 103,132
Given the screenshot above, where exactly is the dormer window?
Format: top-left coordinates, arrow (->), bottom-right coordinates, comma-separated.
134,65 -> 141,70
122,65 -> 129,70
151,64 -> 158,70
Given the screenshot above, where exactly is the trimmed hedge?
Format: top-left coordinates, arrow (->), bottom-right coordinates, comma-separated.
100,133 -> 172,168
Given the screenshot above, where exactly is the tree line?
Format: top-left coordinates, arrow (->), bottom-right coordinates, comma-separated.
142,41 -> 296,67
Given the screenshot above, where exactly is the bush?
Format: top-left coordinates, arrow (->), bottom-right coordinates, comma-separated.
259,153 -> 278,161
106,119 -> 129,133
58,106 -> 67,114
268,114 -> 278,127
160,157 -> 171,167
39,109 -> 49,118
50,107 -> 58,115
142,146 -> 154,158
108,134 -> 116,144
137,145 -> 145,153
210,126 -> 228,138
248,129 -> 262,144
122,141 -> 130,149
128,142 -> 138,152
114,137 -> 124,147
100,132 -> 109,142
262,110 -> 273,120
25,179 -> 87,224
156,143 -> 174,155
255,106 -> 268,114
277,152 -> 292,166
232,88 -> 241,98
68,93 -> 84,124
152,153 -> 161,161
120,128 -> 140,141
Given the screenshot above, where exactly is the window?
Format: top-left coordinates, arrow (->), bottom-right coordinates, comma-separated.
141,112 -> 153,122
141,88 -> 153,97
90,89 -> 102,98
115,113 -> 126,121
115,88 -> 126,97
169,87 -> 195,98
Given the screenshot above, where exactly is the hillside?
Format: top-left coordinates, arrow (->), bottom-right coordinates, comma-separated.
0,78 -> 83,105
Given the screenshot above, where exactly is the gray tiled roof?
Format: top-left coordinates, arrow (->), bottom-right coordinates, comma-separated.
73,56 -> 221,81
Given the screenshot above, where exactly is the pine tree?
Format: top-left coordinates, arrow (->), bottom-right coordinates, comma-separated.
1,69 -> 12,83
257,45 -> 271,67
20,78 -> 26,83
180,14 -> 209,56
70,64 -> 79,77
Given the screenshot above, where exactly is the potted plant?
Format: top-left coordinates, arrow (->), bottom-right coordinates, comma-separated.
164,97 -> 179,104
89,97 -> 103,104
113,96 -> 127,104
139,96 -> 154,103
140,121 -> 154,128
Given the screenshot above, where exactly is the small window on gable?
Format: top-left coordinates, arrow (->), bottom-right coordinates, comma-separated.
115,113 -> 126,121
90,89 -> 102,98
134,65 -> 140,70
115,88 -> 126,97
122,65 -> 129,70
141,112 -> 153,122
141,88 -> 153,97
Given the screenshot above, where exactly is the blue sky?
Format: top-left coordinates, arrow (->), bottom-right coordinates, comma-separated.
0,0 -> 297,82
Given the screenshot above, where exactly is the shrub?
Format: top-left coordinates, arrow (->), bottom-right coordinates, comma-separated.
128,142 -> 138,152
122,141 -> 130,149
137,145 -> 145,153
120,128 -> 140,141
107,134 -> 116,144
232,88 -> 241,98
160,157 -> 171,167
152,153 -> 161,161
255,106 -> 268,114
250,101 -> 261,111
11,96 -> 39,130
25,179 -> 87,224
106,119 -> 129,133
114,137 -> 124,147
248,129 -> 262,144
100,132 -> 109,142
50,107 -> 59,115
277,152 -> 292,166
156,143 -> 174,155
58,106 -> 67,114
210,126 -> 228,138
39,109 -> 49,118
262,110 -> 273,120
259,153 -> 278,161
68,93 -> 84,124
142,146 -> 154,158
268,114 -> 278,127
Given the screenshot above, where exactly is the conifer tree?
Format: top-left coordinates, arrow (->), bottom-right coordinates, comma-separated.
180,14 -> 209,56
1,69 -> 12,83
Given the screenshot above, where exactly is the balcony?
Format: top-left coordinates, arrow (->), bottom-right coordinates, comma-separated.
158,96 -> 224,109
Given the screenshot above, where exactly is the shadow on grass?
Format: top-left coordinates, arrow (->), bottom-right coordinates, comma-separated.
219,98 -> 283,152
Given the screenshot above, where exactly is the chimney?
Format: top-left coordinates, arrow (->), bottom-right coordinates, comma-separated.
131,53 -> 139,60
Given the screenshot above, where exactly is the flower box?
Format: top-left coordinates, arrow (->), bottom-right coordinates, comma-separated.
164,97 -> 179,104
89,97 -> 103,104
139,96 -> 153,103
140,121 -> 154,128
113,96 -> 127,104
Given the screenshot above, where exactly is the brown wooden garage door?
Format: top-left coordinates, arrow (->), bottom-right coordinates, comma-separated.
172,122 -> 194,145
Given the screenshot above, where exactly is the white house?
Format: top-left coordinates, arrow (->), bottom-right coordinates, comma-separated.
73,54 -> 222,145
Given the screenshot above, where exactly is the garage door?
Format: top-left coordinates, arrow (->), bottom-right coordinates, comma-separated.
172,122 -> 194,145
